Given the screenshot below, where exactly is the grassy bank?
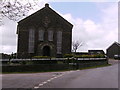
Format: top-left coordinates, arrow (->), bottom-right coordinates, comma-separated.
79,64 -> 111,70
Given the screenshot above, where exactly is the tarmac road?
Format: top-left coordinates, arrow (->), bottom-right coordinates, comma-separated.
2,60 -> 119,88
2,72 -> 64,88
38,63 -> 118,88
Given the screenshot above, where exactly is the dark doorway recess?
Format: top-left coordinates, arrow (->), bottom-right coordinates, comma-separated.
43,46 -> 50,56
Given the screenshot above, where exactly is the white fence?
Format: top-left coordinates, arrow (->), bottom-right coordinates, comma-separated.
0,58 -> 107,62
77,58 -> 107,60
10,58 -> 68,61
0,59 -> 9,61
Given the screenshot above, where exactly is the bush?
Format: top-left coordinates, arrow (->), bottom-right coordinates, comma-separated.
75,54 -> 105,58
75,55 -> 90,58
64,54 -> 74,58
19,61 -> 26,65
2,64 -> 72,72
25,61 -> 34,65
75,55 -> 82,58
93,54 -> 105,58
32,56 -> 50,59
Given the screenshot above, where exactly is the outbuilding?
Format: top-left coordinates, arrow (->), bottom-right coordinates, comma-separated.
106,42 -> 120,58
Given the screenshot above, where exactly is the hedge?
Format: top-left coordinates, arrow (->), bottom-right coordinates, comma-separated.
2,64 -> 75,72
2,60 -> 108,73
75,54 -> 105,58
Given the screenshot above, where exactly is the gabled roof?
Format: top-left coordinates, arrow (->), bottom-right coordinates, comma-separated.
18,3 -> 73,27
115,42 -> 120,47
107,41 -> 120,50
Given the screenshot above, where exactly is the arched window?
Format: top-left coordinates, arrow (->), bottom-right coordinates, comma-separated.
28,28 -> 35,53
39,28 -> 44,41
57,31 -> 62,54
48,30 -> 53,41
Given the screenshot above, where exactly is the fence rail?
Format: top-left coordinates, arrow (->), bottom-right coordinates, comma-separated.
77,58 -> 107,60
0,57 -> 107,62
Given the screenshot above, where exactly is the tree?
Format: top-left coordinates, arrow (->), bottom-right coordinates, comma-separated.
72,40 -> 84,53
0,0 -> 38,25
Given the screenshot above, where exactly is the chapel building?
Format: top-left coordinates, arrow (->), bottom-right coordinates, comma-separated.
17,3 -> 73,58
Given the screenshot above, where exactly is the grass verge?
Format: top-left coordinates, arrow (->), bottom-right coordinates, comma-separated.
79,64 -> 111,70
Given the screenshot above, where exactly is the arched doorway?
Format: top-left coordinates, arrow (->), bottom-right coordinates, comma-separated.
43,46 -> 50,56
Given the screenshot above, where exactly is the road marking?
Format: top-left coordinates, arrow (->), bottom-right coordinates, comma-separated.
50,77 -> 55,80
43,81 -> 47,84
34,72 -> 74,88
52,75 -> 56,76
69,71 -> 74,72
34,86 -> 39,88
59,75 -> 63,77
39,84 -> 44,86
53,77 -> 57,79
47,79 -> 51,82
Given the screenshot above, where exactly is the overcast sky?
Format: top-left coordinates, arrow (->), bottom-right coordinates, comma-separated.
0,0 -> 118,54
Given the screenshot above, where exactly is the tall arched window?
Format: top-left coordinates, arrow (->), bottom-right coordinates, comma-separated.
48,30 -> 53,41
39,28 -> 44,41
28,28 -> 35,53
57,31 -> 62,54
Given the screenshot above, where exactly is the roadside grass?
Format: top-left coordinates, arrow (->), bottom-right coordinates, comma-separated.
79,64 -> 111,70
1,64 -> 111,74
109,58 -> 119,60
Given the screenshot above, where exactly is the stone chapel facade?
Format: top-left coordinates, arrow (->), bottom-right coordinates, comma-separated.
17,4 -> 73,58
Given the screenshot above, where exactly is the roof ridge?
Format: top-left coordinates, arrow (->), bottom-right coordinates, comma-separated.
107,41 -> 120,50
18,3 -> 73,27
115,41 -> 120,46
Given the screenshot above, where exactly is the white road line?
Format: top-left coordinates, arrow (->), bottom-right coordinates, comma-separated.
69,71 -> 73,72
47,79 -> 51,82
57,75 -> 62,78
66,72 -> 70,74
50,77 -> 55,80
34,86 -> 39,88
33,72 -> 70,88
52,75 -> 56,76
39,84 -> 44,86
42,81 -> 47,84
53,77 -> 57,79
59,75 -> 63,77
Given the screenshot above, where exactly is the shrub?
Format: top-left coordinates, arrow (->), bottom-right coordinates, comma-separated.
19,61 -> 26,65
75,55 -> 91,58
82,55 -> 90,58
32,56 -> 50,59
25,61 -> 34,65
94,54 -> 105,58
64,54 -> 74,58
75,54 -> 105,58
75,55 -> 82,58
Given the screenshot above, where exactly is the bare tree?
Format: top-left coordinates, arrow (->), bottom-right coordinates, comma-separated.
72,40 -> 84,53
0,0 -> 38,25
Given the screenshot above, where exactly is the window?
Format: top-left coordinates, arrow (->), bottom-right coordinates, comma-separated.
28,28 -> 35,53
39,29 -> 44,41
48,30 -> 53,41
57,31 -> 62,54
57,47 -> 62,54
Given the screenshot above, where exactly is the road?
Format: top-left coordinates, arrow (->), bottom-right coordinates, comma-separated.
1,60 -> 119,88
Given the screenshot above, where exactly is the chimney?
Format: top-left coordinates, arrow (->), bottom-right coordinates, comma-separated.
45,3 -> 49,7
